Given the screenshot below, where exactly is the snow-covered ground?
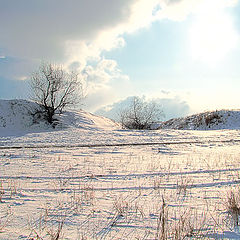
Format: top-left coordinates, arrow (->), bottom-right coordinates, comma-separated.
158,110 -> 240,130
0,99 -> 120,138
1,100 -> 240,239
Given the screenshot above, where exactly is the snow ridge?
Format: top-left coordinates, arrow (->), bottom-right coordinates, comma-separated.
0,99 -> 120,136
158,110 -> 240,130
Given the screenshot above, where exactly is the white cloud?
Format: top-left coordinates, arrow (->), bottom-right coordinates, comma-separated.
0,0 -> 198,66
155,0 -> 239,21
0,0 -> 135,59
1,0 -> 237,64
0,0 -> 239,109
95,94 -> 191,121
80,59 -> 131,111
17,76 -> 28,81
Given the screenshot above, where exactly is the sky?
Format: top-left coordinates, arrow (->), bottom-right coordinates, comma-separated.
1,0 -> 240,120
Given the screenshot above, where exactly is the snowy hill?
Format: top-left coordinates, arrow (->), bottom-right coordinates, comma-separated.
0,99 -> 45,131
58,109 -> 120,130
158,110 -> 240,130
0,99 -> 120,135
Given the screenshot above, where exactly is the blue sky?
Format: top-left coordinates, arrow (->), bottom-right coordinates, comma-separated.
104,20 -> 189,90
103,3 -> 240,114
1,0 -> 240,120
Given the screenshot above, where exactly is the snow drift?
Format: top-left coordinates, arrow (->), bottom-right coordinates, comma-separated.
158,110 -> 240,130
1,99 -> 240,134
0,99 -> 120,135
0,99 -> 45,131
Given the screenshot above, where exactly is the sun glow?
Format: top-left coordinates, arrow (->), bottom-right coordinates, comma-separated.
189,0 -> 239,65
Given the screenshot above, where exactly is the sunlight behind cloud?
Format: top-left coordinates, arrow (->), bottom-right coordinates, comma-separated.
1,0 -> 240,113
189,0 -> 239,65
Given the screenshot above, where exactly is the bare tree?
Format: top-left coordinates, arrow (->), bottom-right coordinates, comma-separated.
30,63 -> 83,124
119,96 -> 164,129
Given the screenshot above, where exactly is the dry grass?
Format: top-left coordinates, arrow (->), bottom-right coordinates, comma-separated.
2,145 -> 240,239
176,176 -> 193,196
0,206 -> 12,233
155,197 -> 168,240
28,207 -> 65,240
0,180 -> 19,202
69,184 -> 95,214
0,181 -> 4,203
113,196 -> 130,218
155,197 -> 207,240
225,188 -> 240,227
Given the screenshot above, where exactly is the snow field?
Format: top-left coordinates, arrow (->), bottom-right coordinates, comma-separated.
1,139 -> 240,239
2,100 -> 240,239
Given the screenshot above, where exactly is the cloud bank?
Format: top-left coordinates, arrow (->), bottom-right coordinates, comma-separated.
0,0 -> 238,109
1,0 -> 237,66
95,95 -> 191,121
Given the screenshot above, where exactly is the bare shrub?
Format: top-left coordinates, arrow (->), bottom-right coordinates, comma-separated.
119,96 -> 164,129
204,111 -> 222,126
30,62 -> 84,124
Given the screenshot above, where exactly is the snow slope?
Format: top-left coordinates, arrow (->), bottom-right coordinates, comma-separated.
0,99 -> 46,132
158,110 -> 240,130
2,100 -> 240,239
58,110 -> 120,131
1,99 -> 240,135
0,99 -> 120,136
1,118 -> 240,239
